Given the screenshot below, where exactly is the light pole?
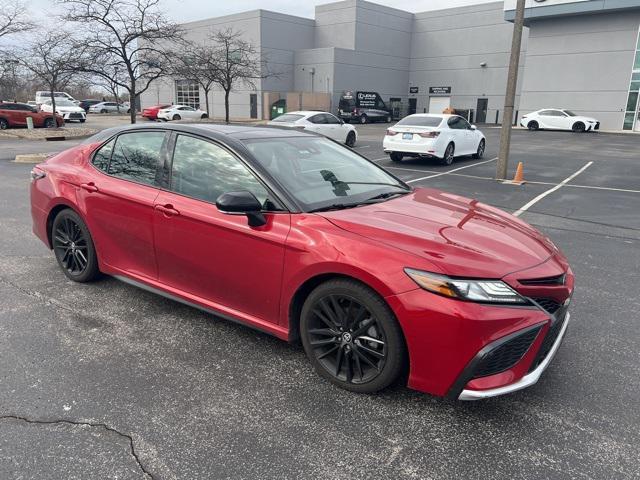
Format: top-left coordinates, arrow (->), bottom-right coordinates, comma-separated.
496,0 -> 526,180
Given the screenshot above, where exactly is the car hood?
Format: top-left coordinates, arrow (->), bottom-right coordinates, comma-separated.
319,187 -> 557,278
57,106 -> 84,113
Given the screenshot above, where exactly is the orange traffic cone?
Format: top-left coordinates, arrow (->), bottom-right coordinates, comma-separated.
511,162 -> 525,185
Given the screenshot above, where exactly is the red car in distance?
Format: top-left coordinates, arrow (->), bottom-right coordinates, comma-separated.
0,102 -> 64,129
29,123 -> 573,400
142,104 -> 172,121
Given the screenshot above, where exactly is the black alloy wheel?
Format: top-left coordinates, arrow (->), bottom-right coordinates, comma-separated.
441,143 -> 455,166
52,210 -> 99,282
346,131 -> 356,147
572,122 -> 585,133
0,118 -> 9,129
527,120 -> 539,131
473,139 -> 485,159
301,279 -> 405,393
359,114 -> 368,124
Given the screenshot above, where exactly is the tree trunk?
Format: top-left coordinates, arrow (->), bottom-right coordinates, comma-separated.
129,87 -> 136,124
204,90 -> 210,115
224,89 -> 230,124
49,88 -> 57,127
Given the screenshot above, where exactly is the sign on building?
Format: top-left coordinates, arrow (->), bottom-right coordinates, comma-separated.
429,86 -> 451,95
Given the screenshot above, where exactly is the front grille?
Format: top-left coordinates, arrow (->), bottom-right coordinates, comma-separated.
473,326 -> 541,378
519,274 -> 565,286
69,113 -> 83,119
532,297 -> 562,314
528,315 -> 567,372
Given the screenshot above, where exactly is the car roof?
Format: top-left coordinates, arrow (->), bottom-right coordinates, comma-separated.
83,122 -> 313,144
283,111 -> 330,116
404,113 -> 453,119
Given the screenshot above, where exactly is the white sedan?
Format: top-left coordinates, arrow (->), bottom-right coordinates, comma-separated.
40,99 -> 86,123
268,111 -> 358,147
520,109 -> 600,132
157,105 -> 208,121
88,102 -> 130,114
383,114 -> 485,165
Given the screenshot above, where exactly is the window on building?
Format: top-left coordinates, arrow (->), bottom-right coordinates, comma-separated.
175,80 -> 200,109
623,26 -> 640,130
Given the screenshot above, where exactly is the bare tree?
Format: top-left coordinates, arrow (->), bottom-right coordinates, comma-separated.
9,31 -> 81,121
59,0 -> 183,124
210,28 -> 274,123
169,39 -> 219,116
0,0 -> 32,39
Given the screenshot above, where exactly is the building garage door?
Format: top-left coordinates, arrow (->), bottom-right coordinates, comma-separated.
429,96 -> 451,114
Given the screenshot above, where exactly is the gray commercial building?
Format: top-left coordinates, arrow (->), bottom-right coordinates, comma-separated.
142,0 -> 640,131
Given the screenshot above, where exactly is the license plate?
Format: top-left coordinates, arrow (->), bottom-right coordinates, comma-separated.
403,133 -> 413,140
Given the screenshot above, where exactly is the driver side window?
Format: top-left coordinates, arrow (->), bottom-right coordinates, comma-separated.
169,134 -> 270,207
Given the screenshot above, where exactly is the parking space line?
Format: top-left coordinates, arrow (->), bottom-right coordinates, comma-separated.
406,157 -> 498,184
513,162 -> 594,217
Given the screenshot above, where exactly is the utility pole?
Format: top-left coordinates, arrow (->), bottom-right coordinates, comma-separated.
496,0 -> 526,180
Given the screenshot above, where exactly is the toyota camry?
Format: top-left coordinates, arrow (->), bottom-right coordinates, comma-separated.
30,123 -> 573,400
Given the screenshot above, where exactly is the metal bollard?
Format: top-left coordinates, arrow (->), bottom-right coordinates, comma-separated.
26,117 -> 34,130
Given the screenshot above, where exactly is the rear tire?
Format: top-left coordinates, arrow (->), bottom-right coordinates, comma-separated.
300,279 -> 406,393
79,119 -> 86,123
359,114 -> 368,124
43,118 -> 55,128
52,209 -> 100,283
527,120 -> 539,131
390,152 -> 403,162
572,122 -> 585,133
441,143 -> 455,166
172,114 -> 181,121
0,118 -> 7,129
100,109 -> 107,114
201,113 -> 208,119
385,115 -> 392,123
472,139 -> 485,159
345,131 -> 356,147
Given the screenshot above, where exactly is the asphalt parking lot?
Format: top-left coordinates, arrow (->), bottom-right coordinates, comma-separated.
1,123 -> 639,479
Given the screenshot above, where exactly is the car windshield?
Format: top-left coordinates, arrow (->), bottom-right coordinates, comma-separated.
46,99 -> 75,107
563,110 -> 577,116
244,136 -> 410,212
271,114 -> 304,123
395,116 -> 442,127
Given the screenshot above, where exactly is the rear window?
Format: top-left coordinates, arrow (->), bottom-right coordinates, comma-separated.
271,114 -> 304,123
339,98 -> 355,110
396,116 -> 442,127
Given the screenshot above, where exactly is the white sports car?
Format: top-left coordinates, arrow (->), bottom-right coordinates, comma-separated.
383,114 -> 485,165
157,105 -> 208,121
268,111 -> 358,147
520,109 -> 600,132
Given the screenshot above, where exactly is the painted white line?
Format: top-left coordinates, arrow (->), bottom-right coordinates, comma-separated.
370,156 -> 389,162
406,157 -> 498,184
513,161 -> 594,217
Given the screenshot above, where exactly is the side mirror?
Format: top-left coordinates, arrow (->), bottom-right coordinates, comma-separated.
470,125 -> 477,130
216,190 -> 266,227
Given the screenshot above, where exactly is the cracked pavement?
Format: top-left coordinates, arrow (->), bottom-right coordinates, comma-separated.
1,127 -> 640,479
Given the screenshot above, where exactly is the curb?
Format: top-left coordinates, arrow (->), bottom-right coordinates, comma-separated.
14,153 -> 56,164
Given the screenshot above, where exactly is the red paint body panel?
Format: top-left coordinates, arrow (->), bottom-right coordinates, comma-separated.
141,105 -> 171,120
29,136 -> 574,398
0,103 -> 64,128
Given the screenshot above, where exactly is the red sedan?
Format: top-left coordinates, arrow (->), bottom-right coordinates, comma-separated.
29,124 -> 573,400
141,104 -> 172,121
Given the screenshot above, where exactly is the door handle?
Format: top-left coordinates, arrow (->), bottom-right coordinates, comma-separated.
80,182 -> 99,193
154,204 -> 180,216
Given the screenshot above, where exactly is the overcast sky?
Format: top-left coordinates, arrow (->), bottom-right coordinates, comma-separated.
28,0 -> 495,23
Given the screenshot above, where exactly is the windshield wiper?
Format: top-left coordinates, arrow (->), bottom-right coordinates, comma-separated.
334,181 -> 410,190
364,191 -> 409,202
309,203 -> 364,213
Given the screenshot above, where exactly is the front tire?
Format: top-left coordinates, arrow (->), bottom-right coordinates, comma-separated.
472,139 -> 485,159
0,118 -> 8,129
359,114 -> 368,124
172,114 -> 181,121
100,109 -> 107,114
527,120 -> 539,131
441,143 -> 455,166
385,115 -> 392,123
79,119 -> 86,123
52,209 -> 99,283
572,122 -> 585,133
390,152 -> 403,162
300,279 -> 406,393
43,118 -> 55,128
201,113 -> 208,119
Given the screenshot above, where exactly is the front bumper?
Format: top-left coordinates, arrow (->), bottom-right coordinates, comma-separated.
60,112 -> 86,121
458,312 -> 570,400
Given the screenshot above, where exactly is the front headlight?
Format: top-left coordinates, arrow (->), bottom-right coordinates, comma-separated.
404,268 -> 528,304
